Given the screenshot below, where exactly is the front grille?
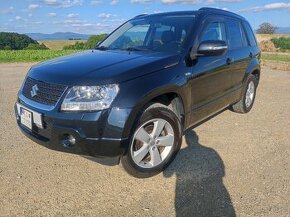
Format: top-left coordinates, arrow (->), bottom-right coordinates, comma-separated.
22,77 -> 67,106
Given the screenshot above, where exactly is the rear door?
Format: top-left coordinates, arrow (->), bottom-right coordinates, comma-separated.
225,18 -> 252,89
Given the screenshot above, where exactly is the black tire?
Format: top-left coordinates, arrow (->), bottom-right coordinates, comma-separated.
121,103 -> 182,178
231,74 -> 257,114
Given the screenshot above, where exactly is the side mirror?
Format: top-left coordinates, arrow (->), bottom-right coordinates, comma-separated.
197,40 -> 228,56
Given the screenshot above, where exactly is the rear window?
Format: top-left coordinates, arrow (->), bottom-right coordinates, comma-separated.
227,19 -> 243,50
243,21 -> 257,46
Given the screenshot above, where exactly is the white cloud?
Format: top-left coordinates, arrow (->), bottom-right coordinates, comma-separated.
110,0 -> 119,5
239,2 -> 290,12
28,4 -> 40,10
43,0 -> 59,5
67,13 -> 79,18
160,0 -> 200,4
98,13 -> 113,18
131,0 -> 152,3
15,16 -> 22,21
43,0 -> 83,8
48,12 -> 57,17
207,0 -> 241,3
131,0 -> 240,4
1,6 -> 15,15
91,0 -> 102,5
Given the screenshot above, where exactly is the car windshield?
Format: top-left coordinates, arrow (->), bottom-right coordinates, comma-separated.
98,15 -> 195,53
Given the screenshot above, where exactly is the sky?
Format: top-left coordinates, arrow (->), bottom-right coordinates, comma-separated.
0,0 -> 290,34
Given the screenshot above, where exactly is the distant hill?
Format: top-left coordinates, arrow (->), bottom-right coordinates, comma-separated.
25,32 -> 91,41
276,27 -> 290,34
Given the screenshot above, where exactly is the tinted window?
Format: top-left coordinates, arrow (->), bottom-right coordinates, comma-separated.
243,21 -> 257,46
100,15 -> 195,53
240,23 -> 248,47
227,20 -> 243,49
201,22 -> 226,42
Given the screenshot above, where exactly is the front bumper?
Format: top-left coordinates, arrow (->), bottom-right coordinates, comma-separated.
15,95 -> 132,158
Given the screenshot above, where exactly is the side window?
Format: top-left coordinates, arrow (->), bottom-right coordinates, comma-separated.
227,19 -> 243,49
200,22 -> 226,42
243,21 -> 257,46
112,24 -> 150,48
240,22 -> 249,47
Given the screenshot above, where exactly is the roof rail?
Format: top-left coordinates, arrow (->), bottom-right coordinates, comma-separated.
198,7 -> 244,19
134,14 -> 148,18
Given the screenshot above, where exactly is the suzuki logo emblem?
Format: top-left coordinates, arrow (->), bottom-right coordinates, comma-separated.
30,84 -> 39,97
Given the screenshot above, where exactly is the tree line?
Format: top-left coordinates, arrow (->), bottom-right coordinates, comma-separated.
0,32 -> 107,50
0,32 -> 48,50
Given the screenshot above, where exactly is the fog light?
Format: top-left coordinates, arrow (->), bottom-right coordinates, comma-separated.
62,135 -> 76,148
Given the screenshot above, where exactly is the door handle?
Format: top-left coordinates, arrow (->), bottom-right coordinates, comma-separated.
226,58 -> 233,65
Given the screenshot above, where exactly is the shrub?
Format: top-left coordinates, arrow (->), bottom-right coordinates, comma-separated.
63,34 -> 107,50
24,43 -> 49,50
271,37 -> 290,50
0,32 -> 38,50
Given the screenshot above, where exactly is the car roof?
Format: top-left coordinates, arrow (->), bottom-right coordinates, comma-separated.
134,7 -> 245,21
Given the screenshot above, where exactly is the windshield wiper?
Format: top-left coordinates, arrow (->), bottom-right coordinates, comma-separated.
122,47 -> 151,51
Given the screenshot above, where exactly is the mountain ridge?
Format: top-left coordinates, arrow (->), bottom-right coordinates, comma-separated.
26,32 -> 91,41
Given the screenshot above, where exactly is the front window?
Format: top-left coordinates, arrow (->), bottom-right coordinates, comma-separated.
99,15 -> 195,53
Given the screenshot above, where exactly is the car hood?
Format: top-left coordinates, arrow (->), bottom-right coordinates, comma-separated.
28,50 -> 181,86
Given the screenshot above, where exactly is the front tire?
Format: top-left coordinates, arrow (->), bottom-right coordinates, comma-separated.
121,103 -> 182,178
231,74 -> 257,114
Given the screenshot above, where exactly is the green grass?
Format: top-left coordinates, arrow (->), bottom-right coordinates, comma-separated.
262,53 -> 290,62
271,37 -> 290,50
0,50 -> 81,62
1,49 -> 290,63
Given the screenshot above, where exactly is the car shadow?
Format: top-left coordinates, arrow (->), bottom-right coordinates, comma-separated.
163,129 -> 236,217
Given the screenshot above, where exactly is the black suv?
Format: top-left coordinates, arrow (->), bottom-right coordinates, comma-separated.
15,8 -> 260,178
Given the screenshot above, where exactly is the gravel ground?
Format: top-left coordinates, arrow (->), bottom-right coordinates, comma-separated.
0,63 -> 289,217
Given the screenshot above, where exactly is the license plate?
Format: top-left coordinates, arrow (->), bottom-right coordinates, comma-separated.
20,107 -> 32,130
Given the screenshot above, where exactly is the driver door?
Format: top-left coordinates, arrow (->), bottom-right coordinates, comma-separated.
189,17 -> 232,124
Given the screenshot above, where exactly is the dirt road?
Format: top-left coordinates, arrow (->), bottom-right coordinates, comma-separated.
0,63 -> 289,217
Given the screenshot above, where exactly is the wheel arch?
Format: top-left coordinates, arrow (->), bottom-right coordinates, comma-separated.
121,87 -> 186,143
244,58 -> 261,85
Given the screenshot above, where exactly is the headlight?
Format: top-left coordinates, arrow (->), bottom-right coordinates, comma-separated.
61,84 -> 119,111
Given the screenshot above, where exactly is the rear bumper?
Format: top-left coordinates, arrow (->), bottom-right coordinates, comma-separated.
15,97 -> 132,158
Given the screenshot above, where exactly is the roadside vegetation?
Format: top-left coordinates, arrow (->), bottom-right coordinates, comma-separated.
0,32 -> 107,62
0,32 -> 48,50
0,50 -> 79,62
1,31 -> 290,65
261,53 -> 290,62
63,34 -> 107,50
271,37 -> 290,51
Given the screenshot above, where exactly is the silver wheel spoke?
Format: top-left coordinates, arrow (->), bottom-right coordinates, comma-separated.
130,118 -> 175,169
245,81 -> 255,108
133,144 -> 149,163
156,135 -> 174,147
150,148 -> 162,166
152,119 -> 166,138
135,127 -> 151,143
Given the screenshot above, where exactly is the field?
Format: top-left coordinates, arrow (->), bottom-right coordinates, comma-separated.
0,63 -> 289,216
1,36 -> 290,69
262,53 -> 290,62
256,34 -> 290,42
40,40 -> 86,50
0,50 -> 79,62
